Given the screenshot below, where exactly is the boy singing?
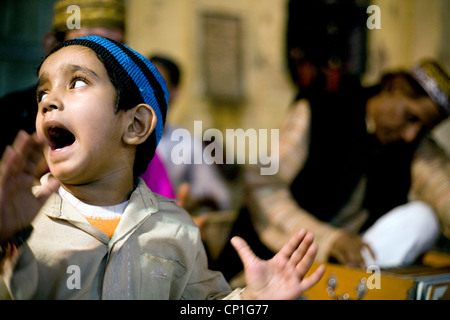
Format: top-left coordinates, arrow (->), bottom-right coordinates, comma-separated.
0,36 -> 324,299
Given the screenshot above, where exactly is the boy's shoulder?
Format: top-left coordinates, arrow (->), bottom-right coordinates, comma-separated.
152,192 -> 179,204
151,192 -> 196,224
135,179 -> 197,228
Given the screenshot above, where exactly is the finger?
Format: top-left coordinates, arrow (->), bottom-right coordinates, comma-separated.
25,133 -> 48,178
11,131 -> 44,176
330,249 -> 347,266
298,264 -> 326,292
345,251 -> 362,268
0,143 -> 14,168
192,215 -> 208,229
11,130 -> 29,150
0,146 -> 33,188
9,131 -> 30,172
0,146 -> 17,178
335,235 -> 365,268
230,236 -> 258,269
362,242 -> 376,261
277,229 -> 307,260
12,130 -> 32,157
295,242 -> 318,279
36,176 -> 60,206
287,231 -> 314,268
176,182 -> 190,208
347,241 -> 368,268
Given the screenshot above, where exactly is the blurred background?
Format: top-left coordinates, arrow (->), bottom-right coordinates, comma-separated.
0,0 -> 449,153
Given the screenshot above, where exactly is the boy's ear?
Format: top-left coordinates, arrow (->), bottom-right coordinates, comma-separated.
123,103 -> 157,146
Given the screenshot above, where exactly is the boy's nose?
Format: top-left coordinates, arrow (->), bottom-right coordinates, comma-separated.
39,92 -> 62,115
42,104 -> 59,114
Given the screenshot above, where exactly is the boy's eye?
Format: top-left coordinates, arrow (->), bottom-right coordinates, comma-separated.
39,92 -> 48,102
73,79 -> 87,88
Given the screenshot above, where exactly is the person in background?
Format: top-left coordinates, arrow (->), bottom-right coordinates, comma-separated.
213,0 -> 449,282
147,55 -> 233,213
221,60 -> 449,282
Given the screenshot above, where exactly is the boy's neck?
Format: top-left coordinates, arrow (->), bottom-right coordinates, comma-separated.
59,173 -> 135,206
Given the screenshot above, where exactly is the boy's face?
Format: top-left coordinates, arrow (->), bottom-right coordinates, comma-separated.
36,45 -> 132,185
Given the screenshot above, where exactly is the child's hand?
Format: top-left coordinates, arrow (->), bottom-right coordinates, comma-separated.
0,131 -> 59,243
231,229 -> 326,300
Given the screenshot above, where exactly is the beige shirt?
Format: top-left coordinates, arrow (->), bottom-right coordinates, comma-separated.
1,174 -> 240,300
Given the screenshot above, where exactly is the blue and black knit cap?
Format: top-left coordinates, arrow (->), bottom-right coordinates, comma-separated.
411,59 -> 450,118
48,35 -> 169,147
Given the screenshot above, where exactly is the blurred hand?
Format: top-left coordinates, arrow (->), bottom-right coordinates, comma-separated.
176,182 -> 209,238
176,182 -> 190,209
329,231 -> 375,268
0,131 -> 59,243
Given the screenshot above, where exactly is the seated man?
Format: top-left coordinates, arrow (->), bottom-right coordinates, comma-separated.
216,59 -> 449,280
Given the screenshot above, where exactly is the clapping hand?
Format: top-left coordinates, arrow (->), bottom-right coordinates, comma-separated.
0,131 -> 59,243
231,229 -> 326,300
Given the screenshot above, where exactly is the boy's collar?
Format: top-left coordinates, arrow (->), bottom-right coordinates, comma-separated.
36,173 -> 161,245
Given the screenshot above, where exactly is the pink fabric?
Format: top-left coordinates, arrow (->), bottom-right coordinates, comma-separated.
140,150 -> 176,199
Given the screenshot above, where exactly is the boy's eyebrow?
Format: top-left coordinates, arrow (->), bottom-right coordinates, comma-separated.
63,64 -> 99,78
63,64 -> 101,79
37,72 -> 49,89
37,64 -> 101,88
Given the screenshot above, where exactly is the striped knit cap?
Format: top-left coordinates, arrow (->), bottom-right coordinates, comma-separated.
411,59 -> 450,118
50,35 -> 169,146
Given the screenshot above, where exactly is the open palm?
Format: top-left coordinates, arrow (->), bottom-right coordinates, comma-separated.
231,229 -> 326,300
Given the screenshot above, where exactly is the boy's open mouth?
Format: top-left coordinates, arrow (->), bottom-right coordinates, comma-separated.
47,126 -> 76,151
